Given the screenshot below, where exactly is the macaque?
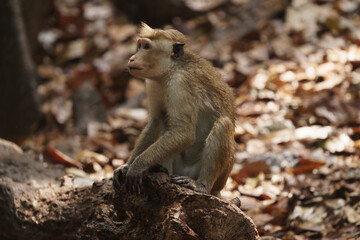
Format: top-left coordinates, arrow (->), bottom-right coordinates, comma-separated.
113,23 -> 235,196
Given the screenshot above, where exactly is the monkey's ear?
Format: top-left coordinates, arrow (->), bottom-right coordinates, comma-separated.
172,42 -> 185,59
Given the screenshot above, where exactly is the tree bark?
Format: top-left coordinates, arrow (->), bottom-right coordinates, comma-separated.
0,140 -> 259,240
0,0 -> 51,139
211,0 -> 289,43
113,0 -> 288,34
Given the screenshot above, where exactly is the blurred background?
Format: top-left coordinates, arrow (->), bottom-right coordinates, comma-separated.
0,0 -> 360,238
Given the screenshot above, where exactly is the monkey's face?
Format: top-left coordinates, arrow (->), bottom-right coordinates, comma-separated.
128,38 -> 173,79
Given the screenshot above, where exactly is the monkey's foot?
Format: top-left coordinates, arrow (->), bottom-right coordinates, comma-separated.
171,176 -> 207,193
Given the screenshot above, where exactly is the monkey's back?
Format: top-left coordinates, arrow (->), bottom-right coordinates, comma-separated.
179,50 -> 235,123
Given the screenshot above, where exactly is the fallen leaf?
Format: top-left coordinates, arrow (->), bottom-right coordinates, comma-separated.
288,158 -> 326,174
238,195 -> 263,211
46,146 -> 82,169
237,101 -> 280,116
250,213 -> 274,227
112,108 -> 148,122
246,139 -> 267,155
344,205 -> 360,225
83,1 -> 113,20
325,133 -> 355,153
38,28 -> 62,52
73,177 -> 94,187
324,198 -> 346,209
289,205 -> 327,231
233,161 -> 271,184
65,167 -> 87,177
66,63 -> 98,90
57,38 -> 91,64
185,0 -> 227,11
294,126 -> 333,141
336,0 -> 359,13
249,70 -> 269,90
74,150 -> 109,166
111,158 -> 125,168
107,24 -> 137,42
50,97 -> 73,124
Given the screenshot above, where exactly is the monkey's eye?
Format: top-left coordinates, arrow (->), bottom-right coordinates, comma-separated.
137,43 -> 141,49
144,43 -> 151,49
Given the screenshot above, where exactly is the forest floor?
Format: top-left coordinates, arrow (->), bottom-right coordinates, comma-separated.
15,0 -> 360,239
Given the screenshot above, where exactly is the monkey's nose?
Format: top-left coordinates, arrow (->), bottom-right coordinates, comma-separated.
129,55 -> 135,62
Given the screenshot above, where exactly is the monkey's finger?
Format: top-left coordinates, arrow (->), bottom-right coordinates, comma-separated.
172,176 -> 196,190
133,177 -> 141,194
125,178 -> 130,192
182,183 -> 196,190
171,176 -> 187,180
133,178 -> 139,195
126,177 -> 135,193
176,179 -> 193,187
113,169 -> 123,189
122,165 -> 129,174
136,182 -> 141,195
137,177 -> 144,195
175,179 -> 188,185
170,176 -> 182,182
171,176 -> 190,184
113,175 -> 121,190
130,179 -> 136,193
139,178 -> 143,193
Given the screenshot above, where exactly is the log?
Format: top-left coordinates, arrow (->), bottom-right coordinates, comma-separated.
0,140 -> 259,240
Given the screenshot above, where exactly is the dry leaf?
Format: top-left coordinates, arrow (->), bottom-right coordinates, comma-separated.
232,161 -> 271,184
185,0 -> 227,11
46,147 -> 82,169
289,158 -> 326,174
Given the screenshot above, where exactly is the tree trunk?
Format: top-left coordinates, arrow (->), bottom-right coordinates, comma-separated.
113,0 -> 288,34
0,139 -> 259,240
0,0 -> 51,139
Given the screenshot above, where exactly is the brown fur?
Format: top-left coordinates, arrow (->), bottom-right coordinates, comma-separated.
114,23 -> 235,196
176,50 -> 235,122
139,22 -> 186,43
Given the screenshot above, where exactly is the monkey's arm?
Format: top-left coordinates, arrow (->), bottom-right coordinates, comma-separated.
126,79 -> 162,165
125,79 -> 197,191
127,119 -> 158,165
113,119 -> 158,192
126,121 -> 195,192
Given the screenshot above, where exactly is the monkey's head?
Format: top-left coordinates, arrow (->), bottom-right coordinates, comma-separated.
128,23 -> 186,79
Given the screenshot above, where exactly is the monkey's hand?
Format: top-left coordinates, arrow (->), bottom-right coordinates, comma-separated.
171,176 -> 207,194
113,164 -> 129,193
125,160 -> 147,194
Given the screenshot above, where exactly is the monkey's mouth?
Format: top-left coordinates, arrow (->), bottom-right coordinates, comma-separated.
129,66 -> 143,71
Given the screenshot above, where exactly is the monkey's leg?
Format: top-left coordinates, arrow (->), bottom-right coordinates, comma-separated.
171,117 -> 234,195
198,116 -> 234,195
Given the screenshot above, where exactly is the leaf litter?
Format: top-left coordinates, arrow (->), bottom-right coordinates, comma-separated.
18,0 -> 360,238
